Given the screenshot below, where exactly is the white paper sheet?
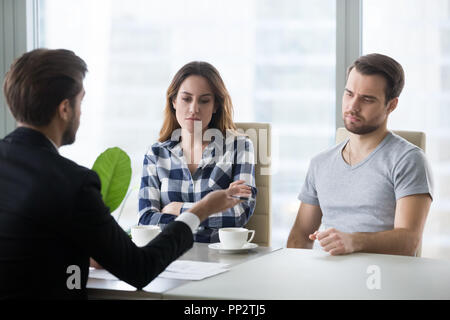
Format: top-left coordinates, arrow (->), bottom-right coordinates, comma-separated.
89,260 -> 230,282
89,268 -> 119,281
158,260 -> 230,280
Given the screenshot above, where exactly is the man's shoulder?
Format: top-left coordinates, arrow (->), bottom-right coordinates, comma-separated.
389,132 -> 423,151
51,154 -> 101,187
383,132 -> 425,160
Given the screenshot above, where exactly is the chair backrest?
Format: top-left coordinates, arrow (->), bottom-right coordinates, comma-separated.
336,127 -> 426,256
336,127 -> 426,151
235,122 -> 272,247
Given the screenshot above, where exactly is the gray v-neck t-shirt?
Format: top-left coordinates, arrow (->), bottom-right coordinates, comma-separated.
298,132 -> 434,233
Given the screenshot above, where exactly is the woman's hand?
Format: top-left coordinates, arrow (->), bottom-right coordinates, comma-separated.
189,180 -> 252,221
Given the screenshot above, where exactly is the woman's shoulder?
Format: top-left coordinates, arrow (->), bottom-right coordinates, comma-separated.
224,133 -> 254,154
225,132 -> 253,144
146,140 -> 177,157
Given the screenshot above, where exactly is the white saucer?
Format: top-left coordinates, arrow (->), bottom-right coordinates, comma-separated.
208,242 -> 258,253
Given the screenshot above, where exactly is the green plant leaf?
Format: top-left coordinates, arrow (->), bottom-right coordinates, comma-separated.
92,147 -> 132,213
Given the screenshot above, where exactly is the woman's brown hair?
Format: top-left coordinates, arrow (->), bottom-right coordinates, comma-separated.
159,61 -> 237,142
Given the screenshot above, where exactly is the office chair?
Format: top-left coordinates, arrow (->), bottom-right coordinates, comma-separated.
235,122 -> 272,247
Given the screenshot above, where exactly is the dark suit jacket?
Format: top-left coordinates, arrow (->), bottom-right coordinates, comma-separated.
0,127 -> 193,299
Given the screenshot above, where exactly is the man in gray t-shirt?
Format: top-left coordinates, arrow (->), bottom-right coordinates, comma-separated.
287,54 -> 433,256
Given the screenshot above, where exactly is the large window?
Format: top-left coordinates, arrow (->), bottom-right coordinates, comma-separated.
363,0 -> 450,258
38,0 -> 336,247
4,0 -> 449,257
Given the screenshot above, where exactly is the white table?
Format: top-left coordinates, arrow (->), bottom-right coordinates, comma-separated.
87,243 -> 279,299
163,248 -> 450,300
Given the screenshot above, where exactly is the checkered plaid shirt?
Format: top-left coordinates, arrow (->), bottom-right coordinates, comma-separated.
138,135 -> 257,243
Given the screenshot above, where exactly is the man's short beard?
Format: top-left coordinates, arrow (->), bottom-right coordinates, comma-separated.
61,117 -> 76,146
344,121 -> 380,135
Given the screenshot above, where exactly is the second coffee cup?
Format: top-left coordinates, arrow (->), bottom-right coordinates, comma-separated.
131,225 -> 161,247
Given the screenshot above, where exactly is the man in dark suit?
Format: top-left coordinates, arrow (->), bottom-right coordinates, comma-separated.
0,48 -> 251,299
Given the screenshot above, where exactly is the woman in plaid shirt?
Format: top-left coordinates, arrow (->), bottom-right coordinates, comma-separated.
138,61 -> 257,243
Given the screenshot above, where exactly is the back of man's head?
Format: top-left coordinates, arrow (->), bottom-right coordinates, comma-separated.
3,48 -> 87,127
347,53 -> 405,104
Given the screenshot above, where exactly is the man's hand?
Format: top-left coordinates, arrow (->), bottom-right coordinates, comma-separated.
90,258 -> 103,269
161,202 -> 183,215
309,228 -> 356,255
189,180 -> 252,222
227,180 -> 251,195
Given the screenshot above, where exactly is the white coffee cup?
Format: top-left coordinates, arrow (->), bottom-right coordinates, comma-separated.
131,225 -> 161,247
218,227 -> 255,249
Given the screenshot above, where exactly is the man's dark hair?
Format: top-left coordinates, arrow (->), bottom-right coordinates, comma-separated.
347,53 -> 405,104
3,48 -> 88,126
